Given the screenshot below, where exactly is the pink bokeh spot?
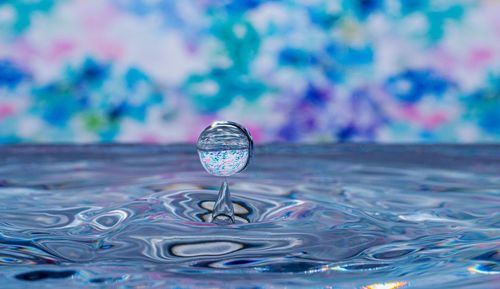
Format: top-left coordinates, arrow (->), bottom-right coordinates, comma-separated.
0,105 -> 15,120
48,41 -> 75,61
245,124 -> 262,143
141,134 -> 160,144
93,41 -> 124,60
400,105 -> 449,129
467,48 -> 494,70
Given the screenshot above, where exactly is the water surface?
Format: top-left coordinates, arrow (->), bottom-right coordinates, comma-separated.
0,145 -> 499,288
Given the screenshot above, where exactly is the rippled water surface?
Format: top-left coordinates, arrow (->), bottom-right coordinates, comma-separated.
0,145 -> 499,289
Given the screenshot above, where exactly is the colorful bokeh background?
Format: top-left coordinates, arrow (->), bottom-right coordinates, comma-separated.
0,0 -> 499,143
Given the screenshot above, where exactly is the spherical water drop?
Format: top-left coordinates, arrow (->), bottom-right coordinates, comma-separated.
197,121 -> 253,177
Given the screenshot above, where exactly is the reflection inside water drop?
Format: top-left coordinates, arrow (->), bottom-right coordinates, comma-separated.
198,149 -> 249,177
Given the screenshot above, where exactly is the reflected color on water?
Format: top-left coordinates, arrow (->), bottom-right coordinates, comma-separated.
0,144 -> 498,288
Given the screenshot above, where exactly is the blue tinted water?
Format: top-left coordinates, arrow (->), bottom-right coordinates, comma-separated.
0,145 -> 498,289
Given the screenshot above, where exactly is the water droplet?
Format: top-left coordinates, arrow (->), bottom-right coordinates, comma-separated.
197,121 -> 253,225
197,121 -> 253,177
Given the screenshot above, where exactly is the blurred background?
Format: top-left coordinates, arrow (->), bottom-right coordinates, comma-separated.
0,0 -> 499,143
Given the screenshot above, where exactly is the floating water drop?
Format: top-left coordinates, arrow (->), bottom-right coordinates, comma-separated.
197,121 -> 253,225
197,121 -> 253,177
